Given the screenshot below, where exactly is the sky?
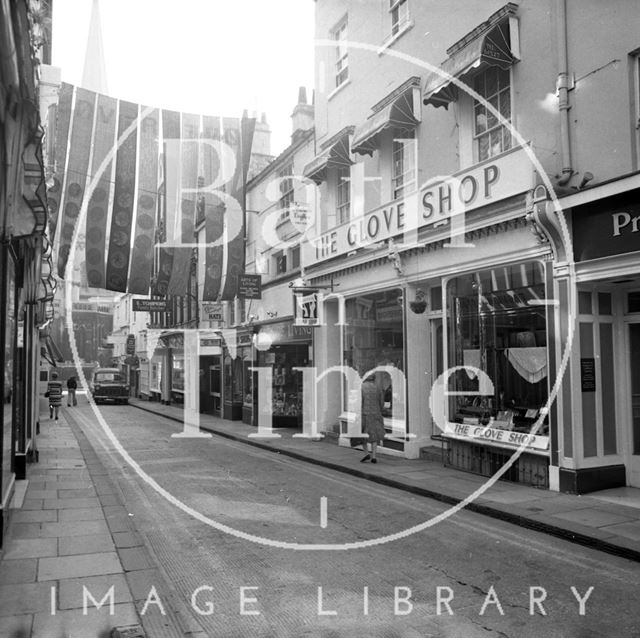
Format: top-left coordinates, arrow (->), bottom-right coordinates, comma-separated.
51,0 -> 316,156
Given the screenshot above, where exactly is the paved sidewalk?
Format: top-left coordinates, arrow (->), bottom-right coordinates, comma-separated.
130,398 -> 640,562
0,410 -> 193,638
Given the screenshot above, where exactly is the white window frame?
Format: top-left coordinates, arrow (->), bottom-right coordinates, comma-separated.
472,66 -> 513,162
277,161 -> 294,225
332,17 -> 349,89
289,244 -> 301,271
390,0 -> 410,37
391,132 -> 417,201
336,165 -> 351,225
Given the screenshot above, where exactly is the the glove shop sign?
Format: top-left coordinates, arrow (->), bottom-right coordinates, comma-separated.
572,188 -> 640,261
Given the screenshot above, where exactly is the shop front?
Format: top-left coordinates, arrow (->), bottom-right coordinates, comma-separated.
441,261 -> 551,487
254,321 -> 312,428
558,182 -> 640,491
339,288 -> 407,452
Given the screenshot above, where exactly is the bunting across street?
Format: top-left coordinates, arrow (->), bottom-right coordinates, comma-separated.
51,83 -> 255,301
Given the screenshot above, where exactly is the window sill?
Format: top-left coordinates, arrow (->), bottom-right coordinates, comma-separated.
378,19 -> 414,56
327,79 -> 351,101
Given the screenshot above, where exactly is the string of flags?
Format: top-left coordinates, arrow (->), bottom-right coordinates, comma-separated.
48,82 -> 255,301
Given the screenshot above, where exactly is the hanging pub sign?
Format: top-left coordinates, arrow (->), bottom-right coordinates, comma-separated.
237,274 -> 262,299
132,299 -> 171,312
293,290 -> 320,327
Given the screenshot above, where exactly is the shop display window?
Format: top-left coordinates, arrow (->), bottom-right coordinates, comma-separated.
172,357 -> 184,393
445,262 -> 549,434
242,350 -> 253,407
342,289 -> 404,418
258,344 -> 308,424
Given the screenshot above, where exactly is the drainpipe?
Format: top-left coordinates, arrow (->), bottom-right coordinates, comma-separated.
556,0 -> 573,184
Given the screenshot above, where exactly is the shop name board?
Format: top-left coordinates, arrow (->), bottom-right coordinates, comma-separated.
237,274 -> 262,299
444,422 -> 549,452
202,302 -> 224,322
314,147 -> 533,262
260,322 -> 312,344
132,299 -> 170,312
572,188 -> 640,261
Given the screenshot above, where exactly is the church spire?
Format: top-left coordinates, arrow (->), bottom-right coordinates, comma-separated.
81,0 -> 109,94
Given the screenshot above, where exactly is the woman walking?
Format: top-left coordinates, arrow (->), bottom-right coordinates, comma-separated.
46,372 -> 63,420
360,374 -> 386,463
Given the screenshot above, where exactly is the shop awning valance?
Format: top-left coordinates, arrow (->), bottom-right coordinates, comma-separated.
303,125 -> 354,185
423,3 -> 519,109
41,334 -> 64,366
351,78 -> 421,156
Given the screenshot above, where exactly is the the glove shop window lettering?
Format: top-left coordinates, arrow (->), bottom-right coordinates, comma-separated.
343,289 -> 404,417
445,262 -> 548,434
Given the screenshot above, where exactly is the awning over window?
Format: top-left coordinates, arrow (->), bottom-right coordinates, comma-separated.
303,125 -> 354,185
351,77 -> 421,156
423,3 -> 519,109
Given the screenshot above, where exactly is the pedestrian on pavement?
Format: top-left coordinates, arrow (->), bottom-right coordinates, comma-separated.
360,374 -> 385,463
46,372 -> 63,420
66,376 -> 78,406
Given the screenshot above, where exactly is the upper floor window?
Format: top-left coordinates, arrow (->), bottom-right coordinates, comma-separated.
336,165 -> 351,224
277,162 -> 294,224
274,250 -> 287,276
392,132 -> 416,200
473,66 -> 512,162
390,0 -> 409,36
290,244 -> 301,270
333,18 -> 349,88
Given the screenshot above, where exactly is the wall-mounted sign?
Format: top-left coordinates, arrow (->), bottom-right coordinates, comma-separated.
572,188 -> 640,261
132,299 -> 170,312
126,334 -> 136,355
201,302 -> 224,322
580,358 -> 596,392
237,274 -> 262,299
293,290 -> 320,327
443,422 -> 549,453
313,146 -> 533,262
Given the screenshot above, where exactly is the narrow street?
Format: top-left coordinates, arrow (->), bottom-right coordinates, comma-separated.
64,402 -> 640,638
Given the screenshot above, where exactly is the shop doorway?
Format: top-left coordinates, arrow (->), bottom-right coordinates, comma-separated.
199,355 -> 222,417
628,323 -> 640,486
429,317 -> 443,436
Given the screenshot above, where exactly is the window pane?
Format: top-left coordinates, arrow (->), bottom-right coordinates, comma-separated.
478,135 -> 490,161
629,291 -> 640,313
578,291 -> 593,314
485,67 -> 498,97
475,105 -> 487,134
598,292 -> 612,315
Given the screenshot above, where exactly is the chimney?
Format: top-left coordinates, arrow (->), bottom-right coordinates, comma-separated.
291,87 -> 314,142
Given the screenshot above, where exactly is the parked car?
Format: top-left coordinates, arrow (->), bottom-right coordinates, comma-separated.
90,368 -> 129,404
